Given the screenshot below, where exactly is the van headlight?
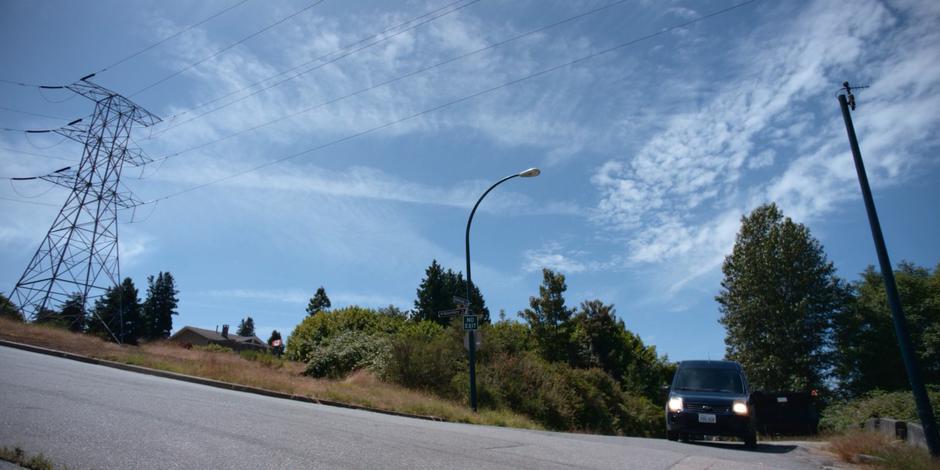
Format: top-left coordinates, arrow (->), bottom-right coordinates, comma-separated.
733,401 -> 748,415
668,397 -> 683,412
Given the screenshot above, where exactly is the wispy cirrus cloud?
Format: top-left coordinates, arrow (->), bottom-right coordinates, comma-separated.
592,0 -> 940,292
201,287 -> 408,309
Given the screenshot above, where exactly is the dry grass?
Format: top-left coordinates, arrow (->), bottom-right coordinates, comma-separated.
0,445 -> 65,470
827,429 -> 939,469
0,318 -> 539,429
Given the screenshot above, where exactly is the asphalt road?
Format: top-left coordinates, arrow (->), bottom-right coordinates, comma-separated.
0,346 -> 840,469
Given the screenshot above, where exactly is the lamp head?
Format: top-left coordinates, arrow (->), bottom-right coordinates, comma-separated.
519,168 -> 541,178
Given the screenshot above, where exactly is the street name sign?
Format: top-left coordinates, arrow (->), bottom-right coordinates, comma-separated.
437,308 -> 466,318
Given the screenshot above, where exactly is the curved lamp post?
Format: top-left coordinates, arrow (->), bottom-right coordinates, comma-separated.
465,167 -> 540,411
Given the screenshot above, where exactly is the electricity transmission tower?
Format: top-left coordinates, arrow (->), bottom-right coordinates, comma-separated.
11,76 -> 160,341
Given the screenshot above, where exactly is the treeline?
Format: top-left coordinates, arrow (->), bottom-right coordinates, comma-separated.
0,272 -> 179,345
718,203 -> 940,401
287,268 -> 673,436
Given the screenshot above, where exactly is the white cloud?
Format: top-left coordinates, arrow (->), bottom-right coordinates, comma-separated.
592,0 -> 940,292
523,242 -> 588,274
201,288 -> 407,309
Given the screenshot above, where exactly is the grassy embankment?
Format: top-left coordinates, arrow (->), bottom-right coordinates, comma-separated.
0,446 -> 65,470
827,431 -> 939,469
0,317 -> 539,429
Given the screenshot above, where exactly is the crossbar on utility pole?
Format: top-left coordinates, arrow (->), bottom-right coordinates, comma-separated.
838,82 -> 939,457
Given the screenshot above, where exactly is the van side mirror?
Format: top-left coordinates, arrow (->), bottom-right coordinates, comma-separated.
660,385 -> 670,401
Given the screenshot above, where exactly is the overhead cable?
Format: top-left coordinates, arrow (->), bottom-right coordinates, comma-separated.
95,0 -> 253,74
130,0 -> 326,97
140,0 -> 761,205
146,0 -> 630,163
149,0 -> 480,133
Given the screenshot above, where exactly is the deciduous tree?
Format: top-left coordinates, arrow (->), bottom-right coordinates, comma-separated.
833,262 -> 940,396
717,203 -> 847,392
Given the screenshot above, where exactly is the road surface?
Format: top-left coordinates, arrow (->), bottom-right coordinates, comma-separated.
0,346 -> 841,469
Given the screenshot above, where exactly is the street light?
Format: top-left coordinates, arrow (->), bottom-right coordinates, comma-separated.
464,167 -> 540,412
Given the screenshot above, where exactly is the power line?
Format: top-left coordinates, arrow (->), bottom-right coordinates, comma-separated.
148,0 -> 480,134
0,106 -> 68,120
142,0 -> 761,205
144,0 -> 631,164
96,0 -> 252,74
0,1 -> 250,89
129,0 -> 326,97
0,146 -> 74,162
0,194 -> 60,207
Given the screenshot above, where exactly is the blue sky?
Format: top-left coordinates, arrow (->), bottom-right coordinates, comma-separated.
1,0 -> 938,361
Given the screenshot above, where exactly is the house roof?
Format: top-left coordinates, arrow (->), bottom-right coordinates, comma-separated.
170,325 -> 268,347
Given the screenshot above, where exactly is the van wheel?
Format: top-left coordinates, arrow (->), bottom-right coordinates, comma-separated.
667,431 -> 678,441
743,431 -> 757,449
679,433 -> 690,442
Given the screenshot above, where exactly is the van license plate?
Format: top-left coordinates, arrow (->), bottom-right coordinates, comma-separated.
698,413 -> 716,424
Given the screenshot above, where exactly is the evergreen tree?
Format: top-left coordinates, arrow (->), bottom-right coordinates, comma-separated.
142,272 -> 179,340
267,330 -> 284,356
58,292 -> 87,332
833,262 -> 940,396
413,259 -> 489,326
237,316 -> 256,337
518,269 -> 576,362
0,292 -> 24,322
88,278 -> 142,344
306,286 -> 331,316
33,307 -> 62,326
717,203 -> 847,392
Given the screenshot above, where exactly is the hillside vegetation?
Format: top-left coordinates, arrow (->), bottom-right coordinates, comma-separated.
0,317 -> 537,429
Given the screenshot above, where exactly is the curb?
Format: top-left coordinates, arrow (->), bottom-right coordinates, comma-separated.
0,339 -> 445,423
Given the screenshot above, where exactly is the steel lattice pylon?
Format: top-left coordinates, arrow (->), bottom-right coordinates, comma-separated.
11,79 -> 160,337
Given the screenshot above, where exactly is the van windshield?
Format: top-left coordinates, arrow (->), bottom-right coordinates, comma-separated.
673,367 -> 744,394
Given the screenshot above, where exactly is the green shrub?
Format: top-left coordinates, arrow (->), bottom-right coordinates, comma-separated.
820,388 -> 940,433
286,306 -> 407,362
194,343 -> 234,354
305,330 -> 392,379
239,349 -> 285,368
380,321 -> 465,398
478,351 -> 660,436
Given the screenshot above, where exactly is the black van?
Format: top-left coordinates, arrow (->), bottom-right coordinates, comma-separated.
665,360 -> 757,448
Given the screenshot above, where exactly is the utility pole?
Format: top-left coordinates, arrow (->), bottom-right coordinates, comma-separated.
838,81 -> 939,457
11,75 -> 160,343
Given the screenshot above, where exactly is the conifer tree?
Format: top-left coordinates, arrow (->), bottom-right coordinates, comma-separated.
519,269 -> 575,362
306,287 -> 331,316
237,316 -> 256,337
142,272 -> 179,340
88,278 -> 142,344
413,259 -> 488,325
58,292 -> 86,332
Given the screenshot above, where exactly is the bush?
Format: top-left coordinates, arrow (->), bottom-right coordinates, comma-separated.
239,349 -> 285,369
820,388 -> 940,433
380,321 -> 464,398
194,343 -> 233,354
479,351 -> 660,436
286,306 -> 406,362
305,330 -> 391,379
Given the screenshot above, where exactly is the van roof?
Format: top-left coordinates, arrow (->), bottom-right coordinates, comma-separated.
678,360 -> 742,370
